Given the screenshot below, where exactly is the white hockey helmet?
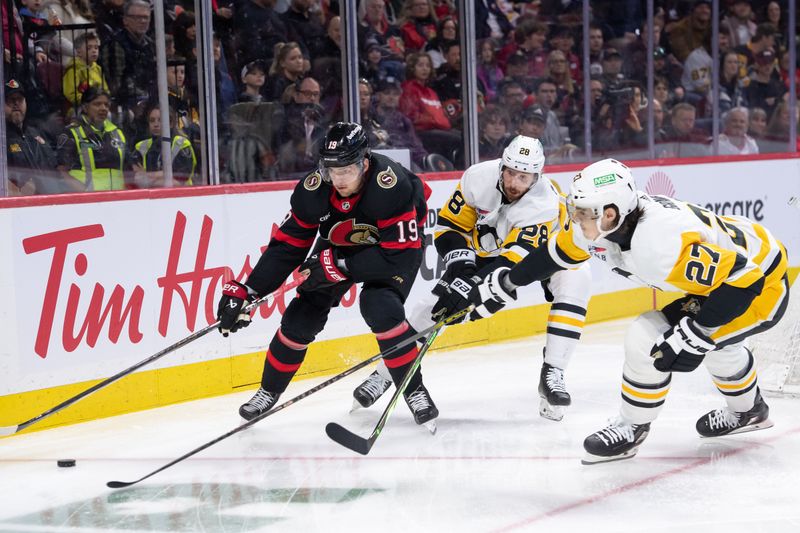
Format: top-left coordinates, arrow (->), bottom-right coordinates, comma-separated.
502,135 -> 545,176
568,158 -> 638,238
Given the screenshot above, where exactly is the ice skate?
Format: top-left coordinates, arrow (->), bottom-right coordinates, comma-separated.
538,362 -> 571,421
351,370 -> 392,412
696,392 -> 773,438
582,418 -> 650,465
239,387 -> 281,421
404,383 -> 439,434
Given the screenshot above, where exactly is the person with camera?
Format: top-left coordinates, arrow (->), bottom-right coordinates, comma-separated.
592,81 -> 647,153
277,76 -> 328,179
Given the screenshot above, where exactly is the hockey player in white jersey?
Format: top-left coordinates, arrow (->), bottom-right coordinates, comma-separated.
468,158 -> 788,463
351,135 -> 592,422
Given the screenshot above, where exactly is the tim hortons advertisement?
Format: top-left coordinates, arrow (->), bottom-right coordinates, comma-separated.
1,157 -> 797,394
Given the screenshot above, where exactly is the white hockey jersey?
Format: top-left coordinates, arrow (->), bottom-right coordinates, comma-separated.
435,158 -> 563,264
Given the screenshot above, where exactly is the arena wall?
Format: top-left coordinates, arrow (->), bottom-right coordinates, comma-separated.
1,154 -> 798,433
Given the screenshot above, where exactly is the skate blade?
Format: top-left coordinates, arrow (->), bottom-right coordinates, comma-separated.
349,399 -> 364,414
581,446 -> 640,465
539,399 -> 565,422
700,418 -> 775,438
422,420 -> 437,435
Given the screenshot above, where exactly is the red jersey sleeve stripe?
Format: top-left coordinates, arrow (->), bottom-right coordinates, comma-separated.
292,211 -> 319,229
377,209 -> 416,228
273,228 -> 315,248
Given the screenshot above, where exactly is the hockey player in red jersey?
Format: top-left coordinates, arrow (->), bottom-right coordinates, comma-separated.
216,122 -> 438,428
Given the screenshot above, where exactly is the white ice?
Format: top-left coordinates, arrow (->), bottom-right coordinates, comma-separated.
2,318 -> 800,532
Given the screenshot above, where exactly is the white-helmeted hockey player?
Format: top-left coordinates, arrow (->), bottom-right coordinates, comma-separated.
351,135 -> 592,422
467,158 -> 788,463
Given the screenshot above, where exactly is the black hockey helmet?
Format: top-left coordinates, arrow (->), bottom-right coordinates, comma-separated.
318,122 -> 370,168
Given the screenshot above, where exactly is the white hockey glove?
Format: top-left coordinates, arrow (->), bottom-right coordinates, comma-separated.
468,267 -> 517,321
650,316 -> 715,372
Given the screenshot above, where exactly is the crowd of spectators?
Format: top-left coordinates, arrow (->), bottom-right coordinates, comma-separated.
2,0 -> 799,195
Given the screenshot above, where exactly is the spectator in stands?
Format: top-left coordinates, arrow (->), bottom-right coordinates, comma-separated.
372,77 -> 428,168
778,48 -> 800,93
517,103 -> 545,142
498,17 -> 548,79
764,100 -> 800,152
63,32 -> 108,117
213,34 -> 236,122
601,48 -> 625,87
656,101 -> 709,157
277,76 -> 327,178
587,23 -> 605,76
101,0 -> 156,113
748,106 -> 768,144
360,42 -> 391,88
314,15 -> 342,63
763,1 -> 784,51
312,16 -> 344,123
545,49 -> 579,130
718,107 -> 758,155
234,0 -> 289,66
476,39 -> 502,103
430,40 -> 461,124
503,50 -> 536,93
681,34 -> 712,113
497,79 -> 528,133
652,98 -> 668,142
425,15 -> 457,68
280,0 -> 326,61
95,0 -> 124,44
399,0 -> 437,52
550,25 -> 581,84
57,86 -> 129,191
132,103 -> 197,188
265,42 -> 305,102
239,60 -> 267,103
358,0 -> 405,61
724,0 -> 756,48
358,78 -> 390,150
720,50 -> 748,113
474,0 -> 512,40
172,11 -> 196,61
666,0 -> 710,63
745,48 -> 784,120
478,105 -> 510,161
166,57 -> 199,142
623,20 -> 661,83
733,22 -> 775,69
399,51 -> 460,163
535,78 -> 568,153
4,79 -> 58,195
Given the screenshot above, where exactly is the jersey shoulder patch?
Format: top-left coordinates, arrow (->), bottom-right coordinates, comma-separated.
303,170 -> 323,191
376,166 -> 398,189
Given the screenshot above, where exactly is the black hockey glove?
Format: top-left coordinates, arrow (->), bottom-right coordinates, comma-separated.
217,280 -> 253,337
299,248 -> 349,292
468,267 -> 517,321
431,274 -> 479,323
651,316 -> 715,372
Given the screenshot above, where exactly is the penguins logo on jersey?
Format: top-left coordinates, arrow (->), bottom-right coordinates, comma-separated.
376,167 -> 398,189
304,171 -> 322,191
328,219 -> 380,246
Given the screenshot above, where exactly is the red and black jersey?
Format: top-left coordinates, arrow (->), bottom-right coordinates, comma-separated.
246,153 -> 431,296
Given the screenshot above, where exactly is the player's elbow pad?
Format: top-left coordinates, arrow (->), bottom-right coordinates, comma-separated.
506,246 -> 562,288
695,278 -> 764,328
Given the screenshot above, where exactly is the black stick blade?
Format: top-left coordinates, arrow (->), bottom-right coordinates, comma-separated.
106,480 -> 135,488
325,423 -> 374,455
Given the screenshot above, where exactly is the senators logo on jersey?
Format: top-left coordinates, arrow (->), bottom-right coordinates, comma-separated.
328,219 -> 380,246
304,171 -> 323,191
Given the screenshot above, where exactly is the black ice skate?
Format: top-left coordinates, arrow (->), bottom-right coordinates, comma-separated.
351,370 -> 392,411
239,387 -> 281,421
582,418 -> 651,465
404,383 -> 439,434
696,392 -> 773,438
538,362 -> 571,421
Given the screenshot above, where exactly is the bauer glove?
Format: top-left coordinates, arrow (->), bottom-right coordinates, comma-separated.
217,280 -> 253,336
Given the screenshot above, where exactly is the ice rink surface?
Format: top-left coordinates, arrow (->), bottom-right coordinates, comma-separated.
2,318 -> 800,533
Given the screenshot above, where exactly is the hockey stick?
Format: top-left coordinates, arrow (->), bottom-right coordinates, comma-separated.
325,321 -> 447,455
0,279 -> 302,438
106,307 -> 470,489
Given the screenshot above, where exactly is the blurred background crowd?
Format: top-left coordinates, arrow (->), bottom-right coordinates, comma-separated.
2,0 -> 798,195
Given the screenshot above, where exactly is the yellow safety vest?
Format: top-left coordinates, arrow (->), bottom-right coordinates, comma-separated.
68,119 -> 126,191
134,135 -> 196,185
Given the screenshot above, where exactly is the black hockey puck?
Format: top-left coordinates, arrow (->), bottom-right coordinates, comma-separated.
57,459 -> 76,468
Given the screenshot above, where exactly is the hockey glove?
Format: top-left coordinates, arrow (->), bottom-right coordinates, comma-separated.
299,248 -> 349,292
468,267 -> 518,321
651,316 -> 715,372
431,274 -> 479,323
217,280 -> 253,337
439,249 -> 478,284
